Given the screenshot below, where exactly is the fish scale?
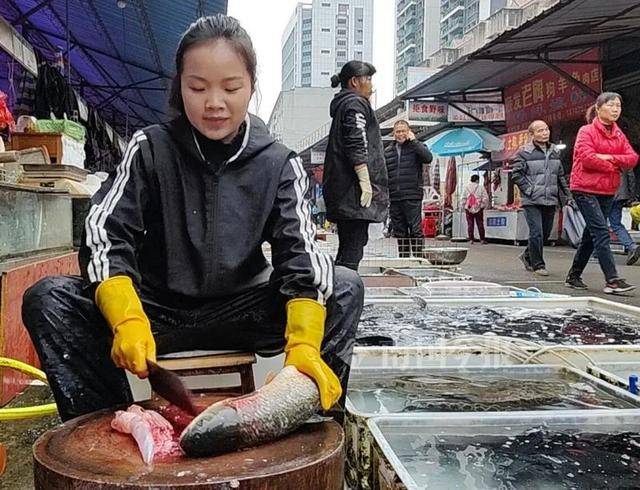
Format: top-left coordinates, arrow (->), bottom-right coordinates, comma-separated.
180,366 -> 320,457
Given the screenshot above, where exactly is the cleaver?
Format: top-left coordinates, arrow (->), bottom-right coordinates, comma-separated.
146,359 -> 198,416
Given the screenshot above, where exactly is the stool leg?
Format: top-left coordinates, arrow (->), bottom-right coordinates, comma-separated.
240,366 -> 255,394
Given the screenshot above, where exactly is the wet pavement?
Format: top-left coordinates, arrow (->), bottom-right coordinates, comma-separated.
456,241 -> 640,307
0,385 -> 59,489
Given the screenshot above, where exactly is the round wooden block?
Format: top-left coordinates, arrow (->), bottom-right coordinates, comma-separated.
33,400 -> 344,489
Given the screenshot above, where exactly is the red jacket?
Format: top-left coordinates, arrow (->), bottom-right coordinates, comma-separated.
570,118 -> 638,195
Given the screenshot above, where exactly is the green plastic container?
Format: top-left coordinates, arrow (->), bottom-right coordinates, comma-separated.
36,119 -> 86,142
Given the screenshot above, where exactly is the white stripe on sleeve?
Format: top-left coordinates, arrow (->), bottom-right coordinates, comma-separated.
84,131 -> 147,283
289,156 -> 333,302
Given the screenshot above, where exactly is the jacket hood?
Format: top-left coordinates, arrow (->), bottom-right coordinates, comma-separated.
330,89 -> 368,118
168,113 -> 277,165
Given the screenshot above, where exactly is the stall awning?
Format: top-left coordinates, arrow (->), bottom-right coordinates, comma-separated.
403,0 -> 640,101
402,56 -> 564,99
1,1 -> 228,130
472,0 -> 640,61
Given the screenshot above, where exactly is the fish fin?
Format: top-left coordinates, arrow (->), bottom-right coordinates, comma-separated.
305,413 -> 333,424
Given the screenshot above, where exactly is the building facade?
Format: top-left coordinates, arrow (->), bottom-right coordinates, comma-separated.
394,0 -> 441,95
439,0 -> 506,47
272,0 -> 374,147
281,0 -> 374,91
268,87 -> 336,149
428,0 -> 559,68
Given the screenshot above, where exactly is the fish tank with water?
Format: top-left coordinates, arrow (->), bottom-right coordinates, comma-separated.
369,411 -> 640,489
357,301 -> 640,347
347,365 -> 640,415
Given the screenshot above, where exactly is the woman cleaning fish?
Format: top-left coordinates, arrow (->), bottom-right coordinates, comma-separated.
21,14 -> 364,458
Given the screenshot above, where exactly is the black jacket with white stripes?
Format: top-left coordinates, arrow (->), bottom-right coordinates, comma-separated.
80,114 -> 333,306
323,89 -> 388,222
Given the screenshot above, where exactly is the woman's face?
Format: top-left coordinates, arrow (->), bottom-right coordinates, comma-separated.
181,40 -> 253,143
351,75 -> 374,100
596,97 -> 622,125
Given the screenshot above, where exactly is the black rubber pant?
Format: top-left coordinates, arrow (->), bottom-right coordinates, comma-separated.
21,267 -> 364,422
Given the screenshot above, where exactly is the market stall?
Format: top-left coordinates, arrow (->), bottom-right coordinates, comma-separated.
426,127 -> 503,238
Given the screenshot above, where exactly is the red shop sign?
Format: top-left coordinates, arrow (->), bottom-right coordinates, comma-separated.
504,49 -> 602,132
492,130 -> 530,162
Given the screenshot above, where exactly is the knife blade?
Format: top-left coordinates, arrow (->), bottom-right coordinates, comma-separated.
146,359 -> 198,416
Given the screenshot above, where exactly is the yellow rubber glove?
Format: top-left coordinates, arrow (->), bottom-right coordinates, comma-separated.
95,275 -> 156,378
284,298 -> 342,411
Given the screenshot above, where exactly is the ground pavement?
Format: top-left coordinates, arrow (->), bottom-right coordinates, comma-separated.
461,241 -> 640,307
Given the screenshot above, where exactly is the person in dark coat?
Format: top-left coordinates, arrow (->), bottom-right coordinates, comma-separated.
20,15 -> 363,422
511,120 -> 572,276
323,61 -> 389,271
384,120 -> 432,257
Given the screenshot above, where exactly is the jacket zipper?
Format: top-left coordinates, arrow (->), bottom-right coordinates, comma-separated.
396,144 -> 402,192
192,128 -> 227,291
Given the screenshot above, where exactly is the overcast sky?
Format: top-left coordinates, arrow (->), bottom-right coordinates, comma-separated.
227,0 -> 395,121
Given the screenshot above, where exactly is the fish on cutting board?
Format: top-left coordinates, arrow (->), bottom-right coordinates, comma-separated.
180,365 -> 320,457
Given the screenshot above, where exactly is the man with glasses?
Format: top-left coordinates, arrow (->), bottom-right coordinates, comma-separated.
384,120 -> 433,257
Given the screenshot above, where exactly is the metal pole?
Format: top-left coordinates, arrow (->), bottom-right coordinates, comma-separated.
65,0 -> 70,83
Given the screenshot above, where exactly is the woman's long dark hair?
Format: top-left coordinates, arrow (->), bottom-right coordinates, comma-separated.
330,60 -> 376,89
585,92 -> 622,123
169,14 -> 257,116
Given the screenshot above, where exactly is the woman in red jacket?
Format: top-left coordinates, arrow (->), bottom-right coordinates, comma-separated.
565,92 -> 639,294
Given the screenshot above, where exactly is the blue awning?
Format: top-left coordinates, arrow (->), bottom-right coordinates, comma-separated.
1,0 -> 228,131
427,128 -> 504,156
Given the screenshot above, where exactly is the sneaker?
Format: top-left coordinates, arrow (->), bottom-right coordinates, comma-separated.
565,276 -> 588,290
603,279 -> 635,294
627,247 -> 640,266
534,268 -> 549,276
518,252 -> 533,271
481,240 -> 488,244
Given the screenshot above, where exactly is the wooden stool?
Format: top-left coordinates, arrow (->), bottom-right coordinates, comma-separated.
156,351 -> 256,395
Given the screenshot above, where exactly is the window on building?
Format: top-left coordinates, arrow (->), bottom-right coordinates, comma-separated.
337,39 -> 347,46
321,27 -> 330,32
337,29 -> 347,36
337,18 -> 347,25
337,50 -> 346,57
354,51 -> 362,60
321,71 -> 330,75
321,2 -> 331,6
338,3 -> 348,13
321,49 -> 330,54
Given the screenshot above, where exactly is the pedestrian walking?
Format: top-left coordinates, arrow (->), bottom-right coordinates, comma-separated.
21,15 -> 362,421
323,61 -> 389,271
511,120 -> 572,276
384,120 -> 433,257
609,169 -> 640,265
316,194 -> 327,229
461,174 -> 489,243
565,92 -> 639,294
